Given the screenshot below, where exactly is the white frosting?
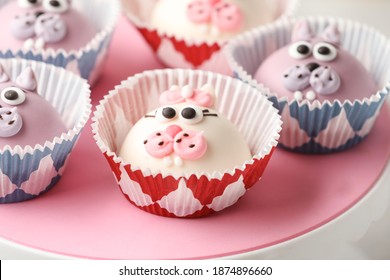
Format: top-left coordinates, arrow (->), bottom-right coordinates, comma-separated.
150,0 -> 275,42
119,102 -> 252,177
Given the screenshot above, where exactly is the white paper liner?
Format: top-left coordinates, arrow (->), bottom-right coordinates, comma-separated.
226,16 -> 390,153
0,58 -> 91,203
0,0 -> 121,84
92,69 -> 282,217
121,0 -> 298,74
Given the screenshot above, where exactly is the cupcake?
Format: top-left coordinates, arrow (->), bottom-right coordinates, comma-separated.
121,0 -> 297,75
92,69 -> 281,218
0,0 -> 121,85
0,58 -> 91,203
226,17 -> 390,153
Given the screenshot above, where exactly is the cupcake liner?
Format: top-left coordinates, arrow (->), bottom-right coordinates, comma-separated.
0,58 -> 91,203
0,0 -> 120,85
226,16 -> 390,153
92,69 -> 281,218
122,0 -> 298,75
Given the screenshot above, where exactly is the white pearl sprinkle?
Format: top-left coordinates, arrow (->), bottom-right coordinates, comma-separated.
163,156 -> 173,167
181,85 -> 194,99
293,91 -> 303,101
169,85 -> 180,91
174,156 -> 183,167
305,90 -> 316,101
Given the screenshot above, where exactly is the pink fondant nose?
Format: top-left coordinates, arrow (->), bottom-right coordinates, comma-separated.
165,125 -> 182,138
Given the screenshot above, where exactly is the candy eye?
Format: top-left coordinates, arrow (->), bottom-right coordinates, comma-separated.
313,42 -> 338,62
1,87 -> 26,106
288,41 -> 312,60
156,106 -> 177,123
18,0 -> 42,8
42,0 -> 70,13
179,106 -> 204,124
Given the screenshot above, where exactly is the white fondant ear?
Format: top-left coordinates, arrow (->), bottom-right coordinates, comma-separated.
15,67 -> 37,91
321,23 -> 341,45
292,20 -> 314,42
0,64 -> 10,83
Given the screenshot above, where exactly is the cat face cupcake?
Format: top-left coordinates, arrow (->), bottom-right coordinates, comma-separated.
0,0 -> 120,84
122,0 -> 297,75
226,17 -> 390,153
93,69 -> 281,218
0,59 -> 91,204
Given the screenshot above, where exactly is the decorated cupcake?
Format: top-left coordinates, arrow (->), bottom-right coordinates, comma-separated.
92,69 -> 281,218
0,0 -> 120,84
121,0 -> 297,75
226,17 -> 390,153
0,58 -> 91,203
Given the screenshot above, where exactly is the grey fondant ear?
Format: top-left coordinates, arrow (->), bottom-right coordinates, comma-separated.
15,67 -> 37,91
292,20 -> 314,42
0,64 -> 10,83
321,23 -> 341,45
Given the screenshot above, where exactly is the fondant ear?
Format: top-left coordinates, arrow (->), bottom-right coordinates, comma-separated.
292,20 -> 314,42
0,64 -> 10,83
321,23 -> 340,45
15,67 -> 37,91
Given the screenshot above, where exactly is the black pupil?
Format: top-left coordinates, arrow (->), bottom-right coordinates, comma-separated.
181,107 -> 196,119
35,11 -> 45,18
297,44 -> 310,55
28,0 -> 38,4
162,107 -> 176,119
318,46 -> 331,55
50,0 -> 61,7
4,90 -> 19,101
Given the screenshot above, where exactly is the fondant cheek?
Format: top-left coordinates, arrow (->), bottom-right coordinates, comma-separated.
34,14 -> 67,43
173,130 -> 207,160
187,0 -> 212,23
0,107 -> 23,138
282,65 -> 311,92
144,130 -> 174,158
211,2 -> 242,32
309,66 -> 341,95
10,13 -> 36,40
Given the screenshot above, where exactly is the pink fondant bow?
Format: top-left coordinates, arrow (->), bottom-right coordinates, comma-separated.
159,85 -> 214,108
186,0 -> 242,32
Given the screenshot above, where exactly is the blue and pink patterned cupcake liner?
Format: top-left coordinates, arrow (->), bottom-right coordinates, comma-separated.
226,17 -> 390,153
0,0 -> 120,85
0,58 -> 91,203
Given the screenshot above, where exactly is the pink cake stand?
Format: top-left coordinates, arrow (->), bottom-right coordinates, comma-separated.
0,16 -> 389,259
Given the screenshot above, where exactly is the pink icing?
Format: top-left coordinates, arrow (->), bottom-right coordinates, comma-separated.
186,0 -> 242,32
0,1 -> 96,51
159,85 -> 214,107
255,21 -> 377,102
144,125 -> 207,160
0,65 -> 67,148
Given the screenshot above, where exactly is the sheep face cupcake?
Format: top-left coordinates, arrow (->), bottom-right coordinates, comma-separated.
122,0 -> 297,74
93,69 -> 281,218
0,0 -> 120,83
119,84 -> 252,177
0,65 -> 66,147
227,17 -> 390,153
0,0 -> 96,51
255,21 -> 377,103
0,58 -> 91,204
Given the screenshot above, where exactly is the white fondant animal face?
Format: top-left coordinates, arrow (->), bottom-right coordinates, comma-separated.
119,84 -> 252,176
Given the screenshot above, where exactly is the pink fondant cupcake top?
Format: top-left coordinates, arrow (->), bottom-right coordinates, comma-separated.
255,20 -> 377,102
0,0 -> 96,52
0,64 -> 67,148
